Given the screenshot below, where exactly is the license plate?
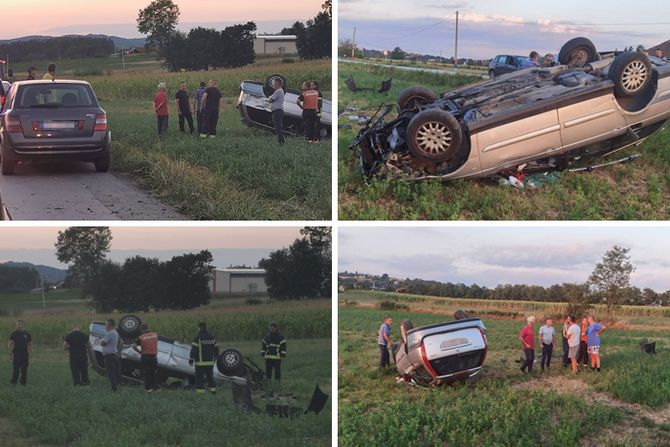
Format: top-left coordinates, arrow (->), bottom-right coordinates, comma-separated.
41,121 -> 75,130
440,337 -> 469,350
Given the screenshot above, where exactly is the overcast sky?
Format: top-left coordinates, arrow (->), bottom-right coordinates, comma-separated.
0,227 -> 302,269
340,0 -> 670,58
339,226 -> 670,291
1,0 -> 322,39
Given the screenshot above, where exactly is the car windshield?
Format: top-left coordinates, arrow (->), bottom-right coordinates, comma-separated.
14,84 -> 95,109
514,56 -> 531,66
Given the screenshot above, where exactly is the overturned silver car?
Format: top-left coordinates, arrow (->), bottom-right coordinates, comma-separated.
394,312 -> 488,387
353,37 -> 670,179
238,74 -> 332,138
88,315 -> 263,388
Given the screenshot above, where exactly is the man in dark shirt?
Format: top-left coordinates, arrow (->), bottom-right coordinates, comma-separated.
200,79 -> 223,138
8,320 -> 32,386
175,81 -> 195,134
64,324 -> 91,386
27,66 -> 37,80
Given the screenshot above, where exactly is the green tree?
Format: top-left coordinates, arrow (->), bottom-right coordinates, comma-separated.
55,227 -> 112,288
561,283 -> 591,318
289,1 -> 331,59
88,261 -> 123,312
391,47 -> 406,60
589,246 -> 635,316
156,250 -> 213,310
137,0 -> 180,50
119,256 -> 162,312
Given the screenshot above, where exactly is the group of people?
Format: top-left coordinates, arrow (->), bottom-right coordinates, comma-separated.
519,314 -> 606,375
154,80 -> 223,138
7,318 -> 288,393
526,51 -> 556,68
152,77 -> 323,146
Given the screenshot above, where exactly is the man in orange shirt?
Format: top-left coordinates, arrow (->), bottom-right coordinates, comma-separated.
298,81 -> 323,143
132,323 -> 160,392
154,83 -> 169,137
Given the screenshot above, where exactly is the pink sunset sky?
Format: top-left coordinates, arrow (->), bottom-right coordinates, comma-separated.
1,0 -> 323,39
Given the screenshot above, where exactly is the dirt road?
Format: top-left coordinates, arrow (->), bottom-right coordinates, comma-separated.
0,161 -> 184,220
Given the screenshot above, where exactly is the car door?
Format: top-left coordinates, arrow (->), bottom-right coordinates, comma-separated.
499,56 -> 517,75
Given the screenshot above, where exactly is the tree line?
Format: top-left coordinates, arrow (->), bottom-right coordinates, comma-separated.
0,265 -> 40,293
0,36 -> 115,64
137,0 -> 331,71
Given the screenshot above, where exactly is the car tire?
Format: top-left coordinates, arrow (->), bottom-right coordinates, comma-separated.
1,143 -> 15,175
265,74 -> 287,97
397,86 -> 438,111
400,320 -> 414,345
94,152 -> 110,173
118,315 -> 142,340
217,349 -> 245,376
406,109 -> 463,163
608,52 -> 652,98
558,37 -> 599,67
488,70 -> 496,79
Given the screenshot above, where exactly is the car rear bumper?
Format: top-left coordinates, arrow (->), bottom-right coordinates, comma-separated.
3,130 -> 111,159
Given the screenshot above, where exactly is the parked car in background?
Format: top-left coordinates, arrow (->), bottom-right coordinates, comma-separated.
394,311 -> 488,387
488,55 -> 531,78
0,79 -> 111,175
238,74 -> 332,138
0,81 -> 9,109
352,37 -> 670,180
88,315 -> 265,388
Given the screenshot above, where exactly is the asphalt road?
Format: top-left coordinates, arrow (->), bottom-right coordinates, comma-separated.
339,58 -> 489,78
0,160 -> 184,220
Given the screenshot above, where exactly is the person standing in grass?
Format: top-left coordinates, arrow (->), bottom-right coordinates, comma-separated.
200,79 -> 223,138
266,78 -> 285,145
579,317 -> 589,367
297,81 -> 322,143
63,324 -> 91,386
154,83 -> 169,137
377,316 -> 393,370
565,315 -> 581,375
175,81 -> 195,134
562,316 -> 570,368
193,81 -> 207,135
43,63 -> 56,80
26,66 -> 37,80
189,322 -> 219,394
586,315 -> 606,372
100,319 -> 123,392
8,320 -> 32,386
538,318 -> 555,371
519,316 -> 535,373
261,323 -> 287,382
132,323 -> 160,392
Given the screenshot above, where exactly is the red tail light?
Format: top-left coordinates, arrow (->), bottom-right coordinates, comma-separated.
1,95 -> 5,107
94,113 -> 107,131
5,115 -> 23,133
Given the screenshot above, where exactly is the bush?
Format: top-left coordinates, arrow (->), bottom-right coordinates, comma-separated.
282,57 -> 296,64
245,297 -> 263,305
377,300 -> 409,311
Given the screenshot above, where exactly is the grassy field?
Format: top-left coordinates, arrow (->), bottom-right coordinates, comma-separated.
0,295 -> 332,446
338,292 -> 670,446
338,61 -> 670,220
14,55 -> 332,220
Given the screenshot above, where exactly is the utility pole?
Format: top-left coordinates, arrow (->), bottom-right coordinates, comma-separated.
121,49 -> 126,69
454,11 -> 459,69
351,27 -> 357,59
40,276 -> 45,308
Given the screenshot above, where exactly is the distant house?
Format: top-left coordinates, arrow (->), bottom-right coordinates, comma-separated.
209,268 -> 267,295
254,35 -> 298,56
650,40 -> 670,57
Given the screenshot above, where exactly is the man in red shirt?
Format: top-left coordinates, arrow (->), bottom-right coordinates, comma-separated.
518,316 -> 536,373
153,83 -> 169,137
132,323 -> 160,392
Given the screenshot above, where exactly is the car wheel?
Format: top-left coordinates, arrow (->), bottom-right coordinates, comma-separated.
488,70 -> 496,79
608,52 -> 652,98
217,349 -> 245,376
406,109 -> 463,163
1,142 -> 15,175
264,74 -> 287,97
558,37 -> 599,67
118,315 -> 142,340
94,153 -> 110,173
400,320 -> 414,345
397,86 -> 438,111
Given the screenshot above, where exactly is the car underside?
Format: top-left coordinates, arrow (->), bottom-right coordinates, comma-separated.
352,37 -> 670,180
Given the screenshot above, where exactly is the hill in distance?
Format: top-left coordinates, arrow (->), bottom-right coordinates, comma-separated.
0,34 -> 146,49
1,261 -> 67,283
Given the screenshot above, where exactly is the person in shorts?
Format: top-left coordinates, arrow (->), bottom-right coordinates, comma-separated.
565,315 -> 581,375
586,315 -> 606,372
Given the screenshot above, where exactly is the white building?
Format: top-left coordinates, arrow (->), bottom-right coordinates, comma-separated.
254,35 -> 298,56
209,268 -> 267,294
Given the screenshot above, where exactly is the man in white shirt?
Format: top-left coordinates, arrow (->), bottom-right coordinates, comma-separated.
565,315 -> 581,375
